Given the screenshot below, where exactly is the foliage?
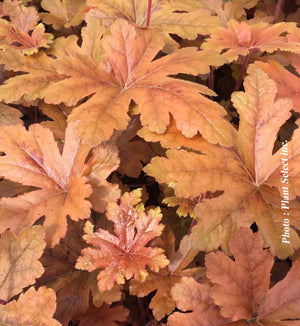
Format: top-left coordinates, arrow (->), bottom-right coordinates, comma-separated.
0,0 -> 299,325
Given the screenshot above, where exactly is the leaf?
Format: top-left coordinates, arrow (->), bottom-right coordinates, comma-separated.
202,20 -> 300,62
75,303 -> 129,326
0,103 -> 23,128
144,65 -> 300,258
130,227 -> 204,320
0,0 -> 53,54
168,277 -> 229,326
205,228 -> 274,321
40,0 -> 86,30
38,219 -> 121,325
83,143 -> 120,213
0,287 -> 61,326
0,49 -> 64,104
0,123 -> 92,246
87,0 -> 221,40
39,103 -> 68,140
0,226 -> 45,301
169,228 -> 300,325
255,60 -> 300,113
256,257 -> 300,323
205,228 -> 300,325
110,116 -> 154,178
41,18 -> 232,147
76,189 -> 169,291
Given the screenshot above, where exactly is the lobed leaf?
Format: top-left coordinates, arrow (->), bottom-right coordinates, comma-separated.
76,189 -> 169,291
0,226 -> 45,301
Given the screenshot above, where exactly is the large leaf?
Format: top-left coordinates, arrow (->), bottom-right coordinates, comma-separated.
145,65 -> 300,258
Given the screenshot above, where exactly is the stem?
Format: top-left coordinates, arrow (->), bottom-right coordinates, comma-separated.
34,107 -> 38,124
273,0 -> 284,23
188,218 -> 197,234
146,0 -> 152,27
234,53 -> 250,92
208,66 -> 214,94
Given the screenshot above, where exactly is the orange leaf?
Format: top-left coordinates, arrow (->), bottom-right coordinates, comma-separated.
168,277 -> 229,326
206,228 -> 274,321
202,20 -> 300,62
76,189 -> 169,291
40,18 -> 233,147
256,258 -> 300,323
169,228 -> 300,325
40,0 -> 86,30
0,226 -> 45,301
130,227 -> 204,320
0,0 -> 53,54
0,123 -> 92,246
255,60 -> 300,113
0,287 -> 61,326
39,219 -> 121,325
144,65 -> 300,258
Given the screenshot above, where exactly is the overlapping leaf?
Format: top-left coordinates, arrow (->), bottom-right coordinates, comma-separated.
0,0 -> 53,54
40,0 -> 86,30
202,20 -> 300,62
130,227 -> 204,320
168,228 -> 300,325
0,287 -> 61,326
38,219 -> 121,325
145,65 -> 300,258
76,189 -> 169,291
0,226 -> 45,301
87,0 -> 221,39
0,123 -> 120,246
43,19 -> 232,147
256,60 -> 300,113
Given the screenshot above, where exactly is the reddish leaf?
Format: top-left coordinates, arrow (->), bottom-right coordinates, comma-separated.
76,189 -> 169,291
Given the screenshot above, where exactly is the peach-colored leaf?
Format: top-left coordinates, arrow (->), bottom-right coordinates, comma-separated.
40,0 -> 86,30
0,287 -> 61,326
255,60 -> 300,113
87,0 -> 221,40
0,123 -> 92,246
0,0 -> 53,54
205,228 -> 274,321
38,219 -> 122,326
0,226 -> 45,301
76,189 -> 169,291
0,49 -> 63,103
256,257 -> 300,323
144,65 -> 300,259
202,20 -> 300,62
168,277 -> 229,326
41,19 -> 232,147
